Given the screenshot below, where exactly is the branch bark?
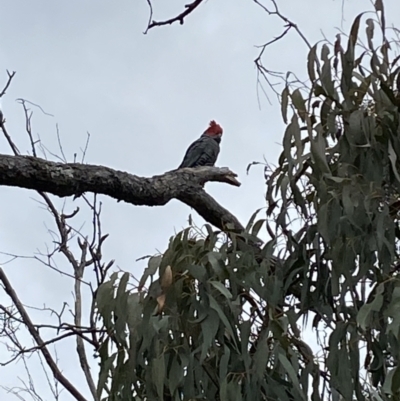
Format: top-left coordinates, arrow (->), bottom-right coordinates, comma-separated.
0,154 -> 244,232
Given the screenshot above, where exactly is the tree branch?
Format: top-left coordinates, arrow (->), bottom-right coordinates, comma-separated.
0,268 -> 88,401
0,154 -> 243,231
145,0 -> 205,32
0,70 -> 16,98
74,239 -> 99,401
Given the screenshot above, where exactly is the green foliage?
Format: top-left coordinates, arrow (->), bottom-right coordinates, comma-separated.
272,2 -> 400,399
95,2 -> 400,400
95,227 -> 317,401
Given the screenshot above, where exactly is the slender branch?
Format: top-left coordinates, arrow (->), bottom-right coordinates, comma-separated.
24,107 -> 98,399
16,98 -> 54,117
253,0 -> 312,49
74,240 -> 99,401
145,0 -> 205,32
1,329 -> 98,358
1,101 -> 106,399
252,0 -> 317,99
0,268 -> 88,401
0,118 -> 20,156
0,70 -> 16,98
144,0 -> 153,34
0,304 -> 101,333
0,72 -> 20,155
18,99 -> 37,157
0,154 -> 243,231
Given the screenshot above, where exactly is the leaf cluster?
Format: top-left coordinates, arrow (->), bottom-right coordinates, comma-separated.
95,226 -> 319,401
269,1 -> 400,398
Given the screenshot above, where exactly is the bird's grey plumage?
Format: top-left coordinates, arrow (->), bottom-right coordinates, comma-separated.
178,133 -> 221,168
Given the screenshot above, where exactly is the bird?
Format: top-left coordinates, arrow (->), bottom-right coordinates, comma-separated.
178,120 -> 223,169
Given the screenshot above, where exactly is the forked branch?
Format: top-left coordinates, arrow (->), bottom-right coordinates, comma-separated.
0,268 -> 88,401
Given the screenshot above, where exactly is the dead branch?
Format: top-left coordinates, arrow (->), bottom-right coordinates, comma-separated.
252,0 -> 317,101
253,0 -> 312,49
74,239 -> 99,401
0,70 -> 16,98
0,154 -> 244,232
16,98 -> 54,117
145,0 -> 205,32
0,116 -> 20,156
0,268 -> 88,401
1,98 -> 106,399
1,329 -> 97,358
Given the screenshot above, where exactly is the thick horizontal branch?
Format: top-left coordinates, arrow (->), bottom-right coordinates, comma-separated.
0,154 -> 244,231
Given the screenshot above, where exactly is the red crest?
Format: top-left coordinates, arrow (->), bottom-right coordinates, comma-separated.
205,120 -> 223,136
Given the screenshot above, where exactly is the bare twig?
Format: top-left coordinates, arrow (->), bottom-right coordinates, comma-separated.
0,70 -> 16,98
0,106 -> 20,156
80,132 -> 91,163
56,124 -> 67,163
7,104 -> 99,399
16,98 -> 54,117
145,0 -> 205,32
73,239 -> 99,401
18,99 -> 37,157
252,0 -> 317,100
37,351 -> 61,400
0,268 -> 88,401
0,303 -> 104,336
8,330 -> 97,355
253,0 -> 312,49
144,0 -> 154,34
0,123 -> 20,155
255,23 -> 292,62
32,253 -> 91,284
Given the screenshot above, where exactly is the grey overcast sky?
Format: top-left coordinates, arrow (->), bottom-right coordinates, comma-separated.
1,1 -> 399,399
